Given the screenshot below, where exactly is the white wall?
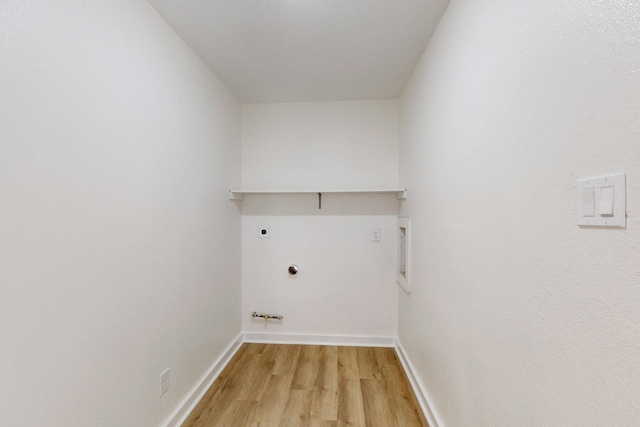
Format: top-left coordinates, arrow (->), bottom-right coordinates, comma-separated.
0,1 -> 241,426
242,100 -> 399,189
240,101 -> 400,341
242,214 -> 398,340
399,0 -> 640,426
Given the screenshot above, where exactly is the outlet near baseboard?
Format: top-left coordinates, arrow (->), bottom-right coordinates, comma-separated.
160,368 -> 170,397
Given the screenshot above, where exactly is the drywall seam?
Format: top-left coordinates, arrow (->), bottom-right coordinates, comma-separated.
164,334 -> 244,427
395,339 -> 444,427
243,332 -> 397,348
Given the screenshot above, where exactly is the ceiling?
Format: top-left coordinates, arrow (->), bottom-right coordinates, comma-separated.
148,0 -> 450,103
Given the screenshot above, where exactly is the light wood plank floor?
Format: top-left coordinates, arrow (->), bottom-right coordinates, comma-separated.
182,343 -> 428,427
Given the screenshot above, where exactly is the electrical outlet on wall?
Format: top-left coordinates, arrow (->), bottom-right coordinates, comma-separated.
160,368 -> 170,397
258,226 -> 271,238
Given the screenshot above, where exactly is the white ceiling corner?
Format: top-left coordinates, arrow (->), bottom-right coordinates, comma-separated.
148,0 -> 450,103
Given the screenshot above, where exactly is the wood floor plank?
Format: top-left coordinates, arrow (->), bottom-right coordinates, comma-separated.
185,383 -> 238,427
382,363 -> 428,426
360,378 -> 396,427
336,379 -> 365,426
181,346 -> 255,427
292,345 -> 322,391
272,344 -> 302,376
308,421 -> 338,427
180,376 -> 227,427
182,343 -> 428,427
227,353 -> 269,401
243,342 -> 267,354
337,346 -> 360,381
213,399 -> 258,426
281,389 -> 312,424
253,374 -> 294,422
310,346 -> 338,421
374,347 -> 399,366
256,341 -> 280,372
356,347 -> 382,380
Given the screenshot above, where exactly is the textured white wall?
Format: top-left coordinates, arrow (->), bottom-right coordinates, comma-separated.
241,100 -> 399,190
240,101 -> 400,340
242,214 -> 398,339
0,1 -> 241,426
399,0 -> 640,426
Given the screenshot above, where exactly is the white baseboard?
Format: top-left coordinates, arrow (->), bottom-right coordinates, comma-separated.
164,334 -> 243,427
242,332 -> 396,347
395,339 -> 444,427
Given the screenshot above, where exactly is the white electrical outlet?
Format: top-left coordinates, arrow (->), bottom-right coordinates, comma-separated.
160,368 -> 170,397
258,226 -> 271,238
372,228 -> 381,242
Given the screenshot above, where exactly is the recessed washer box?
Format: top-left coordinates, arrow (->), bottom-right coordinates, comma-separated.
397,217 -> 411,293
577,172 -> 625,228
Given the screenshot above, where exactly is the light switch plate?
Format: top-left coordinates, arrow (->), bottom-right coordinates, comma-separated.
577,172 -> 625,227
579,187 -> 595,217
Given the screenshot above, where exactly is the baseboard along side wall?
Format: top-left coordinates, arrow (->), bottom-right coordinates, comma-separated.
394,339 -> 444,427
164,334 -> 244,427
